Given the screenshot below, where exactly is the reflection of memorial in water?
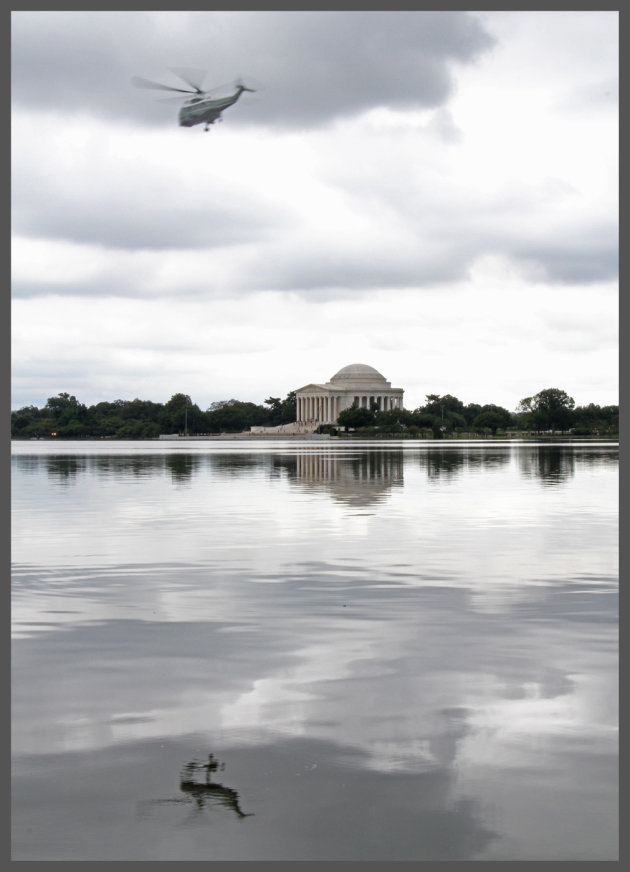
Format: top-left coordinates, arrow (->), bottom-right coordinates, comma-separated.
293,449 -> 404,507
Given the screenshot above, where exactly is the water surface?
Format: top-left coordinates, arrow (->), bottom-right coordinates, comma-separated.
11,440 -> 618,860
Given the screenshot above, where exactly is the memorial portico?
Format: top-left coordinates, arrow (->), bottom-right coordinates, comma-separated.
295,363 -> 404,425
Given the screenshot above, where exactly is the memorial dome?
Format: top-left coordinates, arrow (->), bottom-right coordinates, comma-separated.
329,363 -> 390,386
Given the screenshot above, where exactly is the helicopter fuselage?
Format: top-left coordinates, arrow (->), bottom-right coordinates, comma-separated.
178,86 -> 250,128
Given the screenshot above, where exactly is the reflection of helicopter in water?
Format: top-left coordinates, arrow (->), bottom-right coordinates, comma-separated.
138,754 -> 253,822
132,68 -> 256,131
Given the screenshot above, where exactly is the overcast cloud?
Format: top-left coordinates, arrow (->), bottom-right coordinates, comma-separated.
11,10 -> 618,411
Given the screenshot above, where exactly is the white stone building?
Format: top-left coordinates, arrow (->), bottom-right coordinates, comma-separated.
295,363 -> 404,426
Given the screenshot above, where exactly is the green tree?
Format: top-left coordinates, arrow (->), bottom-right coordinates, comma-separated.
421,393 -> 465,416
57,418 -> 90,438
206,399 -> 268,432
11,406 -> 41,434
85,400 -> 126,437
572,403 -> 619,435
337,406 -> 376,430
410,411 -> 440,430
122,398 -> 163,422
416,394 -> 467,432
44,393 -> 88,426
115,419 -> 147,439
463,403 -> 482,426
444,411 -> 467,432
262,393 -> 296,426
375,407 -> 414,429
264,396 -> 283,425
11,404 -> 55,438
160,394 -> 204,434
522,388 -> 575,430
472,405 -> 514,435
280,391 -> 297,424
599,405 -> 619,433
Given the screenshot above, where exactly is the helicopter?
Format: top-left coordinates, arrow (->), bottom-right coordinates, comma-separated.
132,68 -> 255,131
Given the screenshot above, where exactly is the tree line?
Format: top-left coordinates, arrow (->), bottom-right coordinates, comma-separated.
11,391 -> 297,440
11,387 -> 618,439
334,388 -> 618,437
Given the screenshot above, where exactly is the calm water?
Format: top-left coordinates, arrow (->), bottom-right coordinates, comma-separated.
11,440 -> 618,861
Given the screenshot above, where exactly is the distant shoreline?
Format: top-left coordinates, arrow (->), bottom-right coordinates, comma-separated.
12,434 -> 619,443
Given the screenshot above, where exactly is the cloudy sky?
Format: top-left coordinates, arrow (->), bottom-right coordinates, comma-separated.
11,10 -> 618,412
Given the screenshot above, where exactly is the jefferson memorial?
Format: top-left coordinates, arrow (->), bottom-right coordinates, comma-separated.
295,363 -> 404,425
249,363 -> 404,434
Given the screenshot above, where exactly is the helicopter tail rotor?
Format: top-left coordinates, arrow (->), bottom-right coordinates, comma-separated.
235,76 -> 257,93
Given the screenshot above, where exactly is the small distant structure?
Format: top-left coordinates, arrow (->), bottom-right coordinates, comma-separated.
251,363 -> 404,435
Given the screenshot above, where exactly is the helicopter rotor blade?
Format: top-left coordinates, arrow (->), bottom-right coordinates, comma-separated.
169,67 -> 207,94
131,75 -> 196,95
202,80 -> 237,98
156,95 -> 193,103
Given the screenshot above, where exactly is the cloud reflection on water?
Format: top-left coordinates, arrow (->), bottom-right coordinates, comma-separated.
11,443 -> 618,860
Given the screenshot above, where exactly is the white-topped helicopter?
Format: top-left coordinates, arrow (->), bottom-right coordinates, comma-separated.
132,68 -> 255,130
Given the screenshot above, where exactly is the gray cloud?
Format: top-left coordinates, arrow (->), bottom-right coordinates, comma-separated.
11,11 -> 495,128
247,244 -> 472,295
12,191 -> 282,251
10,11 -> 618,411
12,10 -> 615,296
511,234 -> 618,284
11,216 -> 617,302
